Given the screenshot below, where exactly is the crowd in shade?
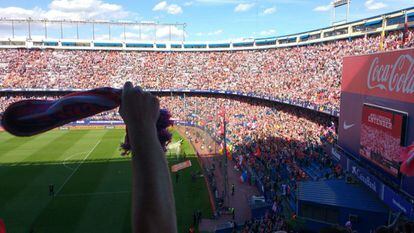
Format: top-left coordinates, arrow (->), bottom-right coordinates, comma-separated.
161,96 -> 339,229
240,211 -> 289,233
0,29 -> 413,113
169,96 -> 342,233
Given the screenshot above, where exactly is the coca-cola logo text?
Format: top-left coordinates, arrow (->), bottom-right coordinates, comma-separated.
367,54 -> 414,94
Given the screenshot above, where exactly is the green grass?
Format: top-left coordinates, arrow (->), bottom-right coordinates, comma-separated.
0,128 -> 211,233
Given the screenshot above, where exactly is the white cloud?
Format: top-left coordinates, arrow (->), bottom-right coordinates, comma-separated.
49,0 -> 121,12
166,4 -> 183,14
122,25 -> 186,41
313,4 -> 332,12
195,0 -> 242,4
0,7 -> 45,19
195,29 -> 223,36
234,3 -> 255,12
153,1 -> 183,15
365,0 -> 387,10
260,29 -> 276,36
263,7 -> 276,15
0,0 -> 130,20
153,1 -> 168,11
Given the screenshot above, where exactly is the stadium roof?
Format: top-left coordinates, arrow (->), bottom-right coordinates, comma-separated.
298,179 -> 388,213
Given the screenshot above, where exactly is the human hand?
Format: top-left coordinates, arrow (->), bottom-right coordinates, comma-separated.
119,82 -> 160,134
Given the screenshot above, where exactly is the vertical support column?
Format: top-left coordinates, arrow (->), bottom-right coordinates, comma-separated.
154,23 -> 157,41
76,22 -> 79,40
108,24 -> 111,40
222,107 -> 229,206
139,23 -> 142,40
28,19 -> 32,40
44,20 -> 48,39
347,0 -> 350,22
183,24 -> 186,42
11,20 -> 15,39
169,24 -> 172,41
60,21 -> 63,39
406,10 -> 409,24
123,24 -> 126,41
92,22 -> 95,40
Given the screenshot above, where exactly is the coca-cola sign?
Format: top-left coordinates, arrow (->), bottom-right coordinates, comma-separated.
367,54 -> 414,94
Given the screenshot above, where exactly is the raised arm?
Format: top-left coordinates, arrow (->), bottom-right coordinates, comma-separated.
119,82 -> 177,233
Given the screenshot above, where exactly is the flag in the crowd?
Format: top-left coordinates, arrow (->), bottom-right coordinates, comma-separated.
0,219 -> 6,233
227,144 -> 233,160
219,123 -> 224,135
379,20 -> 386,50
219,143 -> 232,160
254,146 -> 261,158
240,170 -> 248,183
400,144 -> 414,176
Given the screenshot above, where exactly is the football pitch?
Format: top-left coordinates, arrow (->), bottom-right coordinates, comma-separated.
0,128 -> 211,233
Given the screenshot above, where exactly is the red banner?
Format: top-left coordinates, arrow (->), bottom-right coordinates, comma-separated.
342,48 -> 414,103
171,160 -> 192,172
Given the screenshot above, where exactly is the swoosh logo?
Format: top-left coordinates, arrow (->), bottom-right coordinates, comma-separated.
343,122 -> 355,130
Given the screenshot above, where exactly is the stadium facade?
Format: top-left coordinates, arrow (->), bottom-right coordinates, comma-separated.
0,7 -> 412,51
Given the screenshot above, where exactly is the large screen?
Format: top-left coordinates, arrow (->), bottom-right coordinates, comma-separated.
359,104 -> 408,177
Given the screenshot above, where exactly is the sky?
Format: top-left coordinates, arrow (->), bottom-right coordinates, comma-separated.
0,0 -> 413,41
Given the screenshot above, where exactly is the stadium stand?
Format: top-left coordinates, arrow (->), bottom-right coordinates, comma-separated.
1,7 -> 414,233
0,28 -> 413,114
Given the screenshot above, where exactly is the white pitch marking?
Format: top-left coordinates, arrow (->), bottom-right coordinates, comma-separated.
58,190 -> 130,197
55,140 -> 101,196
62,151 -> 89,171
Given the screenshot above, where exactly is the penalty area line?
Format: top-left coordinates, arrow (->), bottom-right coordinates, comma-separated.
57,190 -> 130,197
55,139 -> 101,196
62,151 -> 89,171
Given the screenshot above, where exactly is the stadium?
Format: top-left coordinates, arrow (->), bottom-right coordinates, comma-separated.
1,1 -> 414,232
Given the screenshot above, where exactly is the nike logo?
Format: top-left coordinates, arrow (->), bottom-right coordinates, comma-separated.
343,122 -> 355,130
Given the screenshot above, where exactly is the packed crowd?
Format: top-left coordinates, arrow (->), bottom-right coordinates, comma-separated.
0,93 -> 340,233
161,95 -> 339,232
0,28 -> 413,113
241,211 -> 289,233
0,25 -> 413,233
159,95 -> 339,204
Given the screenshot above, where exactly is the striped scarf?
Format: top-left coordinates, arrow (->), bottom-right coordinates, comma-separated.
1,87 -> 172,154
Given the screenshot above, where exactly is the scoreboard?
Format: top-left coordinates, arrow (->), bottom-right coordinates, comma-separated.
338,48 -> 414,215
